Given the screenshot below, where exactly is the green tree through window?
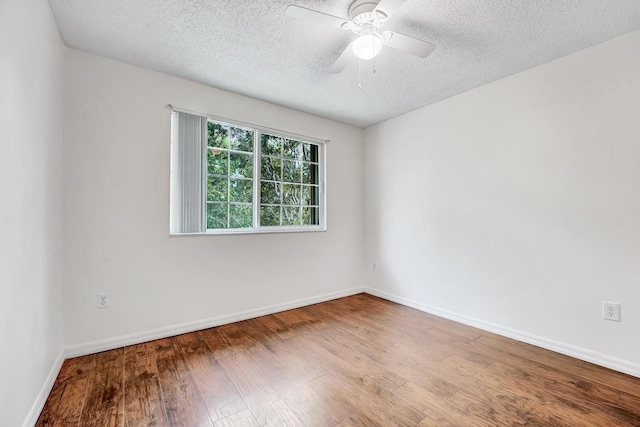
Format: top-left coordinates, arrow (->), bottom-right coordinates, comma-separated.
260,134 -> 319,227
206,121 -> 254,229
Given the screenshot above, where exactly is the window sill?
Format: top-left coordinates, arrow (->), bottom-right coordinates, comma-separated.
170,225 -> 326,237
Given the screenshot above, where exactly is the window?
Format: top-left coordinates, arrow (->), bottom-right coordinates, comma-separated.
170,110 -> 326,234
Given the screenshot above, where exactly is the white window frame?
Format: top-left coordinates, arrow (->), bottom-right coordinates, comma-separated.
170,107 -> 327,236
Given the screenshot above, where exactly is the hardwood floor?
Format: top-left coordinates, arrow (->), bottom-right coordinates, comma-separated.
36,294 -> 640,426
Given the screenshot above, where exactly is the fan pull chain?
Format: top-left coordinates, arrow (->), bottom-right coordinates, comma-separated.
358,58 -> 362,89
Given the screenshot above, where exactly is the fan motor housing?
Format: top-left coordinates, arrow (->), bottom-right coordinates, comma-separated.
348,0 -> 380,20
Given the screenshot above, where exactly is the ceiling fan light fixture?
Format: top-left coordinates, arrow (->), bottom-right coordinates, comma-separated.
352,33 -> 383,60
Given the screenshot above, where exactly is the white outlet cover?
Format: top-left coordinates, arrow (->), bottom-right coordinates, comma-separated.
602,301 -> 621,322
97,292 -> 110,308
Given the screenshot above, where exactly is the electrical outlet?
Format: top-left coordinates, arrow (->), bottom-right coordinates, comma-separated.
602,301 -> 620,322
97,292 -> 110,309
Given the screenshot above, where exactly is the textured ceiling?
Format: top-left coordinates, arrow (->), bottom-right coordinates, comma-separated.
49,0 -> 640,128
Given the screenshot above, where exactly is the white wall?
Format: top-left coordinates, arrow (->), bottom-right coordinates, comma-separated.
0,1 -> 65,425
364,29 -> 640,373
62,49 -> 364,350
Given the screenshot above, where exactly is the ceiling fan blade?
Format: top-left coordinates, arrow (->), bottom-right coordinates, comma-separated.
384,32 -> 435,58
286,5 -> 349,29
329,44 -> 353,73
373,0 -> 407,17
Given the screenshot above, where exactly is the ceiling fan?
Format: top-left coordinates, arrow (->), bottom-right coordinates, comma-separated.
286,0 -> 435,73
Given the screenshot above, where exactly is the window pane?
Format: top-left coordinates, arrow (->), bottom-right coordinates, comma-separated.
302,185 -> 319,206
207,177 -> 228,202
230,152 -> 253,178
302,162 -> 318,184
260,181 -> 281,204
261,156 -> 281,181
261,134 -> 282,157
207,148 -> 228,175
260,205 -> 280,226
302,207 -> 319,225
230,178 -> 252,203
283,139 -> 301,159
207,203 -> 227,229
283,160 -> 301,183
208,122 -> 229,149
229,127 -> 253,152
303,143 -> 317,162
282,206 -> 301,226
229,204 -> 252,228
283,184 -> 301,205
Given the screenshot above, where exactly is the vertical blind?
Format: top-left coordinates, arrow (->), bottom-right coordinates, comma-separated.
171,111 -> 207,233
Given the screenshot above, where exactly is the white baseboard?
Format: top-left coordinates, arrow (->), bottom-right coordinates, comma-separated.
23,347 -> 65,427
364,287 -> 640,378
65,287 -> 365,358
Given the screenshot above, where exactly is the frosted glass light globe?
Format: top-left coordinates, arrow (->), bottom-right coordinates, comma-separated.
352,34 -> 383,60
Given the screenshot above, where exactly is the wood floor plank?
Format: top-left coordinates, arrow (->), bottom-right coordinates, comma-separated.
37,294 -> 640,426
387,382 -> 483,427
175,332 -> 246,422
453,335 -> 622,405
210,317 -> 347,425
287,326 -> 408,396
231,319 -> 341,426
308,373 -> 422,426
446,389 -> 533,426
489,358 -> 621,405
78,349 -> 124,427
442,354 -> 634,426
305,302 -> 453,363
215,350 -> 303,426
36,355 -> 95,427
486,360 -> 640,426
277,381 -> 350,427
303,306 -> 459,398
212,409 -> 259,427
153,338 -> 214,427
354,295 -> 484,341
254,314 -> 297,340
271,306 -> 328,333
476,333 -> 640,397
197,326 -> 243,361
200,321 -> 257,360
435,355 -> 564,425
619,391 -> 640,413
124,342 -> 167,427
239,318 -> 326,383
